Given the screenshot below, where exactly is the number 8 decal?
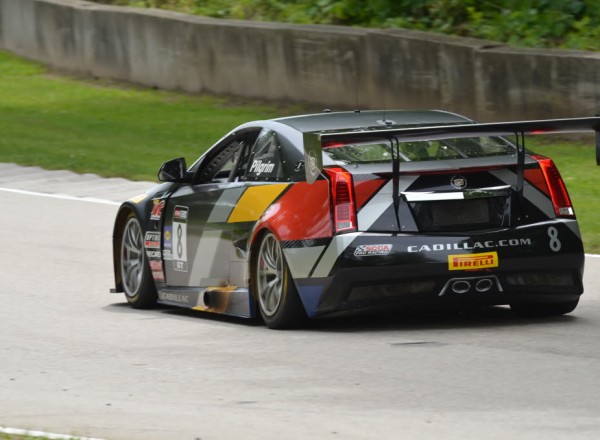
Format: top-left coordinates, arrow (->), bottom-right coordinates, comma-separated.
548,226 -> 561,252
173,206 -> 189,272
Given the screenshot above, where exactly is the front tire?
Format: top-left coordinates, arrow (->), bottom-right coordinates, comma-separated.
120,213 -> 157,309
254,232 -> 306,329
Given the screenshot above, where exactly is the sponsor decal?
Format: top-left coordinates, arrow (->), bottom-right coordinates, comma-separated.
151,270 -> 165,282
172,206 -> 189,272
146,250 -> 161,259
159,291 -> 191,304
303,132 -> 323,184
174,207 -> 188,221
448,251 -> 498,271
163,226 -> 172,248
150,199 -> 165,221
407,238 -> 532,253
307,150 -> 319,178
451,175 -> 467,189
145,231 -> 164,281
249,159 -> 275,175
149,260 -> 163,271
354,244 -> 393,257
162,249 -> 173,261
144,231 -> 161,249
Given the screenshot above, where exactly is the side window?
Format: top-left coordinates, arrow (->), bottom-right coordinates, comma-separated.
211,140 -> 250,182
224,141 -> 252,182
195,132 -> 259,184
244,129 -> 285,181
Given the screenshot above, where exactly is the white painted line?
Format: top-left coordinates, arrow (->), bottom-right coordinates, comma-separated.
2,185 -> 598,258
0,187 -> 120,206
0,425 -> 105,440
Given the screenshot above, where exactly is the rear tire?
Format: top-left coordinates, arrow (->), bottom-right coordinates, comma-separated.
510,298 -> 579,318
120,213 -> 157,309
254,232 -> 306,329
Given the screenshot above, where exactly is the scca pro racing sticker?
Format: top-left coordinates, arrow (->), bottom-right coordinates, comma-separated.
354,244 -> 393,257
172,206 -> 189,272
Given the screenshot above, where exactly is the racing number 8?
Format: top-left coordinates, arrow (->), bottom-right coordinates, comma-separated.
548,226 -> 561,252
177,224 -> 183,258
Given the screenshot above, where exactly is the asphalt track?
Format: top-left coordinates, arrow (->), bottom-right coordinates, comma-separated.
1,163 -> 600,440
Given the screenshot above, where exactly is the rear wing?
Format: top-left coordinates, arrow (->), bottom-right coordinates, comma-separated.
302,116 -> 600,184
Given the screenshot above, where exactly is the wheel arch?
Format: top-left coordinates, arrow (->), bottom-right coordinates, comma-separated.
112,202 -> 147,292
250,228 -> 308,328
247,226 -> 272,302
248,225 -> 309,315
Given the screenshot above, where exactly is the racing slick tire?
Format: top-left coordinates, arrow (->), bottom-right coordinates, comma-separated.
120,213 -> 157,309
510,298 -> 579,318
254,232 -> 307,329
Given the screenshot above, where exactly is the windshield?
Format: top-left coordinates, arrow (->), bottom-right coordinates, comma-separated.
322,136 -> 516,164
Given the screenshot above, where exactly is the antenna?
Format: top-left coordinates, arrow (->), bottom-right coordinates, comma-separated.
353,65 -> 360,113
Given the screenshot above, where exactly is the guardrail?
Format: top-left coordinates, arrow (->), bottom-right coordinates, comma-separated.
1,0 -> 599,121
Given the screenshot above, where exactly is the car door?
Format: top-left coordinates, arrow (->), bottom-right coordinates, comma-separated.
162,128 -> 289,290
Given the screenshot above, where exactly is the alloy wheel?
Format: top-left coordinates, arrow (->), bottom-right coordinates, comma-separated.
121,217 -> 144,298
256,233 -> 284,317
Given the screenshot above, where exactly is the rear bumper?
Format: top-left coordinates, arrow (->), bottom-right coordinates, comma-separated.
292,220 -> 584,317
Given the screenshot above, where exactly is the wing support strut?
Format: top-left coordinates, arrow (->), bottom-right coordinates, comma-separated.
390,136 -> 402,231
515,131 -> 525,225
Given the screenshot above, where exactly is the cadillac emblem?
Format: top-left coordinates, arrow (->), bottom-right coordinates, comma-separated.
450,175 -> 467,189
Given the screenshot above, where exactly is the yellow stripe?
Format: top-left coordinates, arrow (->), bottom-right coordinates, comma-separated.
128,193 -> 147,204
228,184 -> 289,223
205,286 -> 238,292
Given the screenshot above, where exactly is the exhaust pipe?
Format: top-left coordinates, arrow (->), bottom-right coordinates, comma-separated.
451,280 -> 471,294
440,276 -> 503,296
475,278 -> 493,292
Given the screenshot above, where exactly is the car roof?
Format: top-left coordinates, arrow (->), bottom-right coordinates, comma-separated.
273,110 -> 474,133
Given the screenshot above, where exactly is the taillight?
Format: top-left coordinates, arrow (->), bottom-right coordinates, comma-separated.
530,155 -> 575,218
324,167 -> 357,233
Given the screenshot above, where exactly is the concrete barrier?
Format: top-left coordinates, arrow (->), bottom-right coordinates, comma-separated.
1,0 -> 599,121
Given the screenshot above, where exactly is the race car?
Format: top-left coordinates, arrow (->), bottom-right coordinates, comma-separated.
111,110 -> 600,329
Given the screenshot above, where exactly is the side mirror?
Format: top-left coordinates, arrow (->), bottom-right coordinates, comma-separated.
158,157 -> 187,182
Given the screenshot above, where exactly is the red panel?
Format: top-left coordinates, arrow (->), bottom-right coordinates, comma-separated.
524,168 -> 550,197
255,181 -> 332,241
354,179 -> 386,210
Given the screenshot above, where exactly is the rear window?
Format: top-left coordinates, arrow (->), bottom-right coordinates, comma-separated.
323,136 -> 516,164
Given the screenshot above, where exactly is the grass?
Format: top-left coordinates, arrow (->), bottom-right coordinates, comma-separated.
1,49 -> 599,252
528,137 -> 600,253
0,435 -> 42,440
0,433 -> 78,440
1,435 -> 32,440
0,50 -> 309,181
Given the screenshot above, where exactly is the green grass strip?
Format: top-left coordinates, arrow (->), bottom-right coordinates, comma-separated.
528,138 -> 600,253
0,50 -> 306,181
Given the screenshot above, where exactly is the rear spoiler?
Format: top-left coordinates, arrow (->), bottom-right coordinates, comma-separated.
302,116 -> 600,184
